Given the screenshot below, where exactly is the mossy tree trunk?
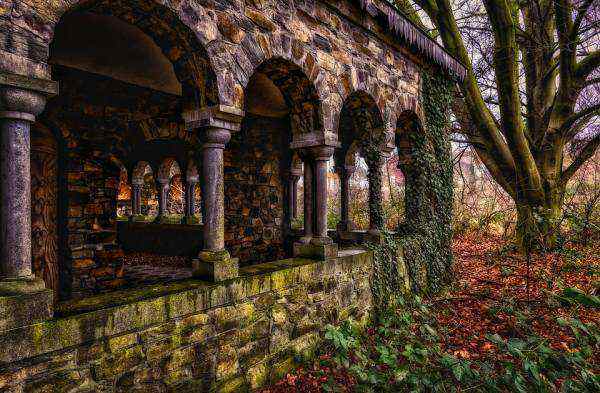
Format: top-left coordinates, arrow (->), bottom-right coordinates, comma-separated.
399,0 -> 600,252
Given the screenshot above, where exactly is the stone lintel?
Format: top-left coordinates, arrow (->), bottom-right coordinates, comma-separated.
0,71 -> 58,97
293,242 -> 338,260
183,105 -> 244,132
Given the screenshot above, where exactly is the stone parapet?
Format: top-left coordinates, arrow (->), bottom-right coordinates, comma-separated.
0,250 -> 373,392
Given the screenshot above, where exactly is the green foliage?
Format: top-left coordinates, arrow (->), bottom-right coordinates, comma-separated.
367,231 -> 408,311
369,71 -> 456,294
322,294 -> 600,392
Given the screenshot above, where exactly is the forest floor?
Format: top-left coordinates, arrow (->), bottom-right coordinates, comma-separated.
261,233 -> 600,392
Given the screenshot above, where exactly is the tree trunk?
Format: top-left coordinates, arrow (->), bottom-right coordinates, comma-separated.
515,189 -> 564,252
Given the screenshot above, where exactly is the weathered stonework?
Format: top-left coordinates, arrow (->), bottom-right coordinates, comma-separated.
0,0 -> 462,387
0,251 -> 372,392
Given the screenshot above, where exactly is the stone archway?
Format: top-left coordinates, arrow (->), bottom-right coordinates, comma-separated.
336,91 -> 388,234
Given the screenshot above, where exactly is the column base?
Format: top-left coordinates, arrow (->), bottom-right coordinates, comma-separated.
130,214 -> 148,223
155,215 -> 182,224
192,250 -> 239,282
293,241 -> 338,260
184,216 -> 202,225
0,277 -> 53,332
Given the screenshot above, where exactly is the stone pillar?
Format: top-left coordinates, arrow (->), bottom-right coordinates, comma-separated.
184,105 -> 243,281
336,165 -> 355,233
155,178 -> 170,223
288,167 -> 302,221
131,182 -> 142,217
300,157 -> 313,243
311,146 -> 334,244
184,180 -> 199,224
293,146 -> 338,260
365,152 -> 385,242
0,73 -> 57,330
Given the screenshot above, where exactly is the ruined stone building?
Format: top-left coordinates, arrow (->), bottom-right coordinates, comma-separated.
0,0 -> 465,391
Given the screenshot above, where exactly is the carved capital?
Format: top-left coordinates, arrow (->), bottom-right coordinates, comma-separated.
0,72 -> 58,121
184,105 -> 244,133
309,145 -> 335,161
203,127 -> 231,149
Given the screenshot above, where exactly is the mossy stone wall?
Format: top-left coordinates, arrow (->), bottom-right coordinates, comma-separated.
0,251 -> 372,392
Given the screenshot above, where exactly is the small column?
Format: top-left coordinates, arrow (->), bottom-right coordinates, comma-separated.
130,181 -> 142,219
0,73 -> 57,329
311,146 -> 334,244
155,178 -> 170,223
299,156 -> 313,243
286,169 -> 301,228
184,105 -> 243,281
184,180 -> 199,224
293,146 -> 338,260
336,165 -> 355,233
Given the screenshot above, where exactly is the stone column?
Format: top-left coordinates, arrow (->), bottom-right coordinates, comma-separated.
365,152 -> 385,237
300,157 -> 313,243
293,146 -> 338,260
0,73 -> 57,329
184,180 -> 199,224
336,165 -> 355,233
311,146 -> 334,244
285,169 -> 301,229
131,182 -> 142,218
184,105 -> 243,282
156,178 -> 170,223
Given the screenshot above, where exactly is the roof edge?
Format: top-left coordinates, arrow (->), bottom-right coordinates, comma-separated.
358,0 -> 467,82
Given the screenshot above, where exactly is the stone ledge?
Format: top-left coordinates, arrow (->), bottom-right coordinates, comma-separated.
0,249 -> 372,366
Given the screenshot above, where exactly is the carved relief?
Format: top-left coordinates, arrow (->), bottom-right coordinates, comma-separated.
31,127 -> 59,301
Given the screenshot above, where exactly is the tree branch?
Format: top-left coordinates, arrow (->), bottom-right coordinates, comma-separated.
559,103 -> 600,138
575,50 -> 600,83
561,132 -> 600,185
571,0 -> 595,38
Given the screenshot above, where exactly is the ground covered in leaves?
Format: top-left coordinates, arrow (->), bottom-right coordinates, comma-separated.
261,234 -> 599,392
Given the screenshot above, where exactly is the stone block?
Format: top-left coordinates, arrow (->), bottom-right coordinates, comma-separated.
193,251 -> 239,282
0,278 -> 53,332
293,242 -> 338,260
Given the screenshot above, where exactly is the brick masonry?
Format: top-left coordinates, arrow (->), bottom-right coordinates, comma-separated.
0,250 -> 373,392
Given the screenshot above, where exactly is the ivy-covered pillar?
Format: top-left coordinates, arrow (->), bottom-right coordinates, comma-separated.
336,165 -> 355,232
0,72 -> 56,329
184,106 -> 243,281
364,150 -> 385,234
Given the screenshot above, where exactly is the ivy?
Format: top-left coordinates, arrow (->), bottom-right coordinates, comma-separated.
367,71 -> 455,299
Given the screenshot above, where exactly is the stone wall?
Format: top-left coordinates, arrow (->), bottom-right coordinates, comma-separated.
225,115 -> 291,265
0,250 -> 372,392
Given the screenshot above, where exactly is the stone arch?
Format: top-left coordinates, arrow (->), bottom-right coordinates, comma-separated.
186,160 -> 199,184
242,57 -> 326,141
48,0 -> 220,110
157,158 -> 181,183
395,110 -> 424,167
132,161 -> 154,186
337,91 -> 386,157
336,90 -> 388,232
